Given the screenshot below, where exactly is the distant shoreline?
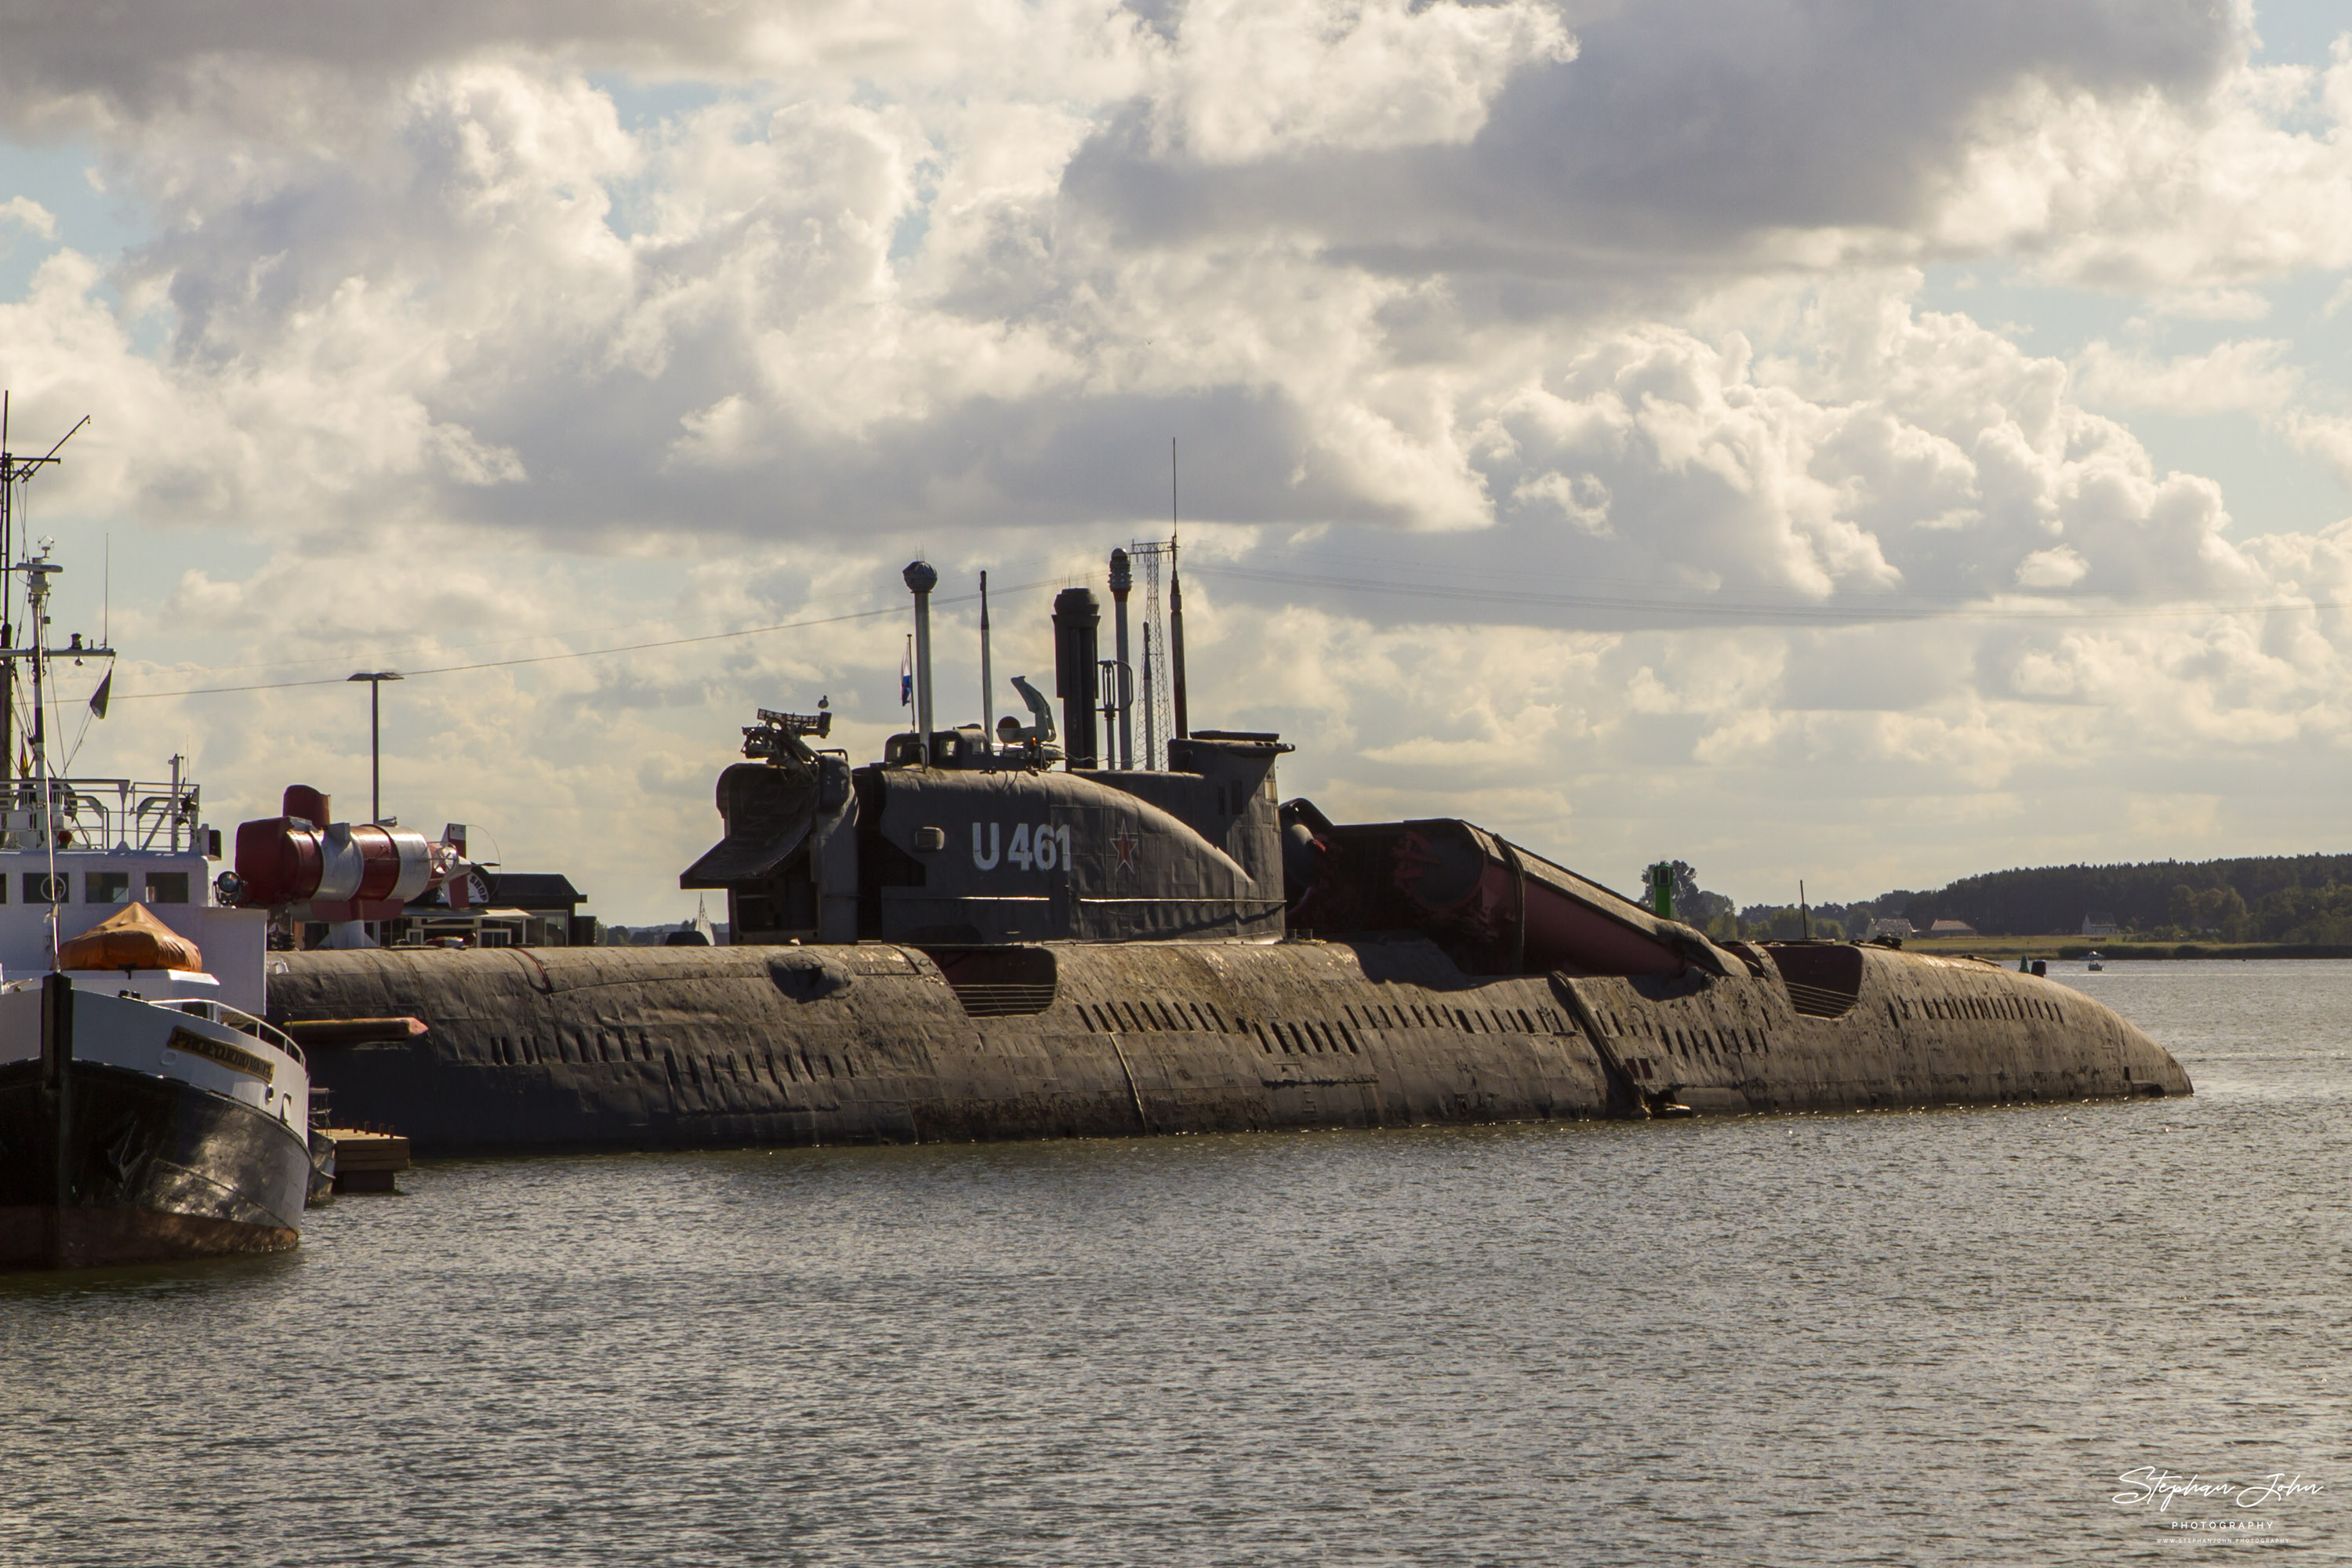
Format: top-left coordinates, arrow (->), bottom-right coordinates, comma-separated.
1900,936 -> 2352,961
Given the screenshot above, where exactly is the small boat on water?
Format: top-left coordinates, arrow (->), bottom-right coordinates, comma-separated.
2087,952 -> 2107,971
0,528 -> 323,1269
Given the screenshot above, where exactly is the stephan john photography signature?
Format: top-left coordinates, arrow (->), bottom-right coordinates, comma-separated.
2113,1468 -> 2328,1514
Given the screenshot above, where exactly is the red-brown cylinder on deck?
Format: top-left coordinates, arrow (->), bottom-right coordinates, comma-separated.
233,807 -> 441,912
1500,862 -> 1683,976
234,817 -> 324,908
1392,822 -> 1682,977
352,826 -> 405,902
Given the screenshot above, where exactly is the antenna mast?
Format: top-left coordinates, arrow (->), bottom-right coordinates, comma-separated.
2,392 -> 9,783
978,569 -> 995,747
1128,440 -> 1187,768
1167,438 -> 1188,740
0,399 -> 89,784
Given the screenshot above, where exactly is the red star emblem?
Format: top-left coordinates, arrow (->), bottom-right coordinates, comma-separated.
1112,827 -> 1139,872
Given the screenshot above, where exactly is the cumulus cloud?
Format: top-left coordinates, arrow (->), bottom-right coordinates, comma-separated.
2068,336 -> 2352,509
1152,0 -> 1573,162
2015,545 -> 2089,589
8,3 -> 2332,545
1,194 -> 55,238
1938,32 -> 2352,296
2285,413 -> 2352,490
0,2 -> 1093,130
2072,338 -> 2303,416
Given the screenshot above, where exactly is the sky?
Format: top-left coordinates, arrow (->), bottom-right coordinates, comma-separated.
2,0 -> 2351,922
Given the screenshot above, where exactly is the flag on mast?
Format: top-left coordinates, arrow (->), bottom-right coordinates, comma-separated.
88,670 -> 111,719
901,635 -> 913,706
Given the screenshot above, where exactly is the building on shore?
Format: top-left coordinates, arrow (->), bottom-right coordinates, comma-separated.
352,872 -> 593,949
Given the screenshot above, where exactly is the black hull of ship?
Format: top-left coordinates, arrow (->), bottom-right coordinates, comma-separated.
0,1059 -> 312,1270
274,938 -> 2192,1156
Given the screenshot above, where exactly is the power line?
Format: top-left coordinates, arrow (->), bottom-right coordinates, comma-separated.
118,546 -> 1102,682
1189,563 -> 2352,626
114,583 -> 1033,702
105,554 -> 2352,706
129,612 -> 695,681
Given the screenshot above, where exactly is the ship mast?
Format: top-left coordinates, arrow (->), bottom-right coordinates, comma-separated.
0,395 -> 89,786
25,550 -> 61,956
9,550 -> 116,962
2,394 -> 15,780
0,399 -> 106,963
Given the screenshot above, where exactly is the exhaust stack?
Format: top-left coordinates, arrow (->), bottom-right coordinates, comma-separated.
1052,587 -> 1102,770
903,560 -> 938,766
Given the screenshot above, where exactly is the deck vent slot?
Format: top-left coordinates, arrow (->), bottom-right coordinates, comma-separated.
1770,944 -> 1864,1020
924,946 -> 1058,1018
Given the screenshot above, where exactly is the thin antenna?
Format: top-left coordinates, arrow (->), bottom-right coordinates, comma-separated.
38,416 -> 88,464
1167,434 -> 1189,739
978,568 -> 994,746
1131,538 -> 1172,768
0,403 -> 89,785
1126,445 -> 1186,768
1140,620 -> 1156,769
103,534 -> 110,646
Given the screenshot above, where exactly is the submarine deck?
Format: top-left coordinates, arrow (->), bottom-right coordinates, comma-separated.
270,936 -> 2190,1154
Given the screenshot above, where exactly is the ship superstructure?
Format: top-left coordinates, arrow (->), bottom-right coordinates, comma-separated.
0,765 -> 263,1012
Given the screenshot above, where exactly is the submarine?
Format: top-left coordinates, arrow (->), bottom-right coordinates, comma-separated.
266,555 -> 2191,1152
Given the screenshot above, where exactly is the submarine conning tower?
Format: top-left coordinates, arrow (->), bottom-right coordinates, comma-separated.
684,561 -> 1293,947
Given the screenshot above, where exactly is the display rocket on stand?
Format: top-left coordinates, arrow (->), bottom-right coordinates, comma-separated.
227,786 -> 474,942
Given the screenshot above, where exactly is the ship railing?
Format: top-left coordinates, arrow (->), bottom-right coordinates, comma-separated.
151,997 -> 304,1065
0,777 -> 202,853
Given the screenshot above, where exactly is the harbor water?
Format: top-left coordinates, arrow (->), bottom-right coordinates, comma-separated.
4,960 -> 2347,1563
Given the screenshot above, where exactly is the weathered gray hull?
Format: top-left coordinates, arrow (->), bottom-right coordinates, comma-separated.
272,938 -> 2189,1154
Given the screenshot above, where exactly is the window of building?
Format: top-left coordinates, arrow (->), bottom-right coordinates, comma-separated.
144,872 -> 190,904
24,873 -> 66,904
87,872 -> 132,904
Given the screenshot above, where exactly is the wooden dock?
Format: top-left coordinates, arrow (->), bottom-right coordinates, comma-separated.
322,1128 -> 412,1193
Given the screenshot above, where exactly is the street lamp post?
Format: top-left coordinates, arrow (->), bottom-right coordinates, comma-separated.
347,670 -> 403,824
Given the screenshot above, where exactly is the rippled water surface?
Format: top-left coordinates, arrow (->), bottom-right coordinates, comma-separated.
5,960 -> 2348,1564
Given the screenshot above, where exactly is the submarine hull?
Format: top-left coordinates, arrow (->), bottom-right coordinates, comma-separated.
273,938 -> 2188,1155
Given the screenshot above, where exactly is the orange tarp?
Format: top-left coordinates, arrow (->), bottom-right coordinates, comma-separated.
57,901 -> 205,973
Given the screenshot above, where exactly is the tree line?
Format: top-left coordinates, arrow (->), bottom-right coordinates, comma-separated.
1893,854 -> 2352,942
1653,854 -> 2352,943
